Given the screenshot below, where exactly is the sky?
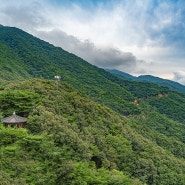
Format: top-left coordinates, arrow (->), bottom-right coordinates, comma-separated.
1,0 -> 185,84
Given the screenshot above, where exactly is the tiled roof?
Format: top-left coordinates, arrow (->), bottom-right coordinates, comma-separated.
1,112 -> 27,124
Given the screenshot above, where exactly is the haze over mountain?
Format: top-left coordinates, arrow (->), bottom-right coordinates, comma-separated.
0,25 -> 185,185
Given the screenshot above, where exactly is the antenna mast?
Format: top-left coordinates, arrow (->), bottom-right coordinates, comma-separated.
54,75 -> 61,90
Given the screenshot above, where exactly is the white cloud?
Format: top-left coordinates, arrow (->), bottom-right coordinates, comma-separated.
173,71 -> 185,85
0,1 -> 50,31
0,0 -> 185,81
36,29 -> 139,72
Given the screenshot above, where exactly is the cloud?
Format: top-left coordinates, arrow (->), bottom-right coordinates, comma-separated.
147,0 -> 185,48
91,48 -> 138,70
173,71 -> 185,85
1,0 -> 185,80
1,0 -> 185,53
0,1 -> 50,31
0,0 -> 146,73
36,29 -> 139,72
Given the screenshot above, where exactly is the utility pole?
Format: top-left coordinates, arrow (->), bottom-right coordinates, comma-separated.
54,75 -> 61,115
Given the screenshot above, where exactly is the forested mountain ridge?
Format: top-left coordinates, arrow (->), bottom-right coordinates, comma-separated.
0,79 -> 185,184
0,25 -> 140,116
1,25 -> 185,120
107,69 -> 185,93
0,25 -> 185,184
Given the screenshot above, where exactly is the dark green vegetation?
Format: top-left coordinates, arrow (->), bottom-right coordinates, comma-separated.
1,79 -> 185,185
107,69 -> 185,93
0,90 -> 40,117
0,25 -> 185,184
0,26 -> 140,116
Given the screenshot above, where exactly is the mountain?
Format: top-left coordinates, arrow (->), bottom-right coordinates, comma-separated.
0,79 -> 185,185
0,25 -> 140,116
106,69 -> 138,80
1,25 -> 185,142
138,75 -> 185,92
107,69 -> 185,93
0,25 -> 185,184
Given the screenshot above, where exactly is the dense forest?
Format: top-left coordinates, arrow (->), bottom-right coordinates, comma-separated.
107,69 -> 185,93
0,25 -> 185,185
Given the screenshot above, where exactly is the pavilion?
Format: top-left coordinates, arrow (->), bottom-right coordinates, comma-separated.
1,112 -> 27,128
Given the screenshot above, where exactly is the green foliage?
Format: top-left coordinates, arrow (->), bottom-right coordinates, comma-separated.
0,25 -> 140,116
0,90 -> 40,116
0,125 -> 27,145
67,162 -> 141,185
108,69 -> 185,93
147,92 -> 185,123
0,26 -> 185,184
133,101 -> 185,143
0,79 -> 184,184
0,170 -> 27,185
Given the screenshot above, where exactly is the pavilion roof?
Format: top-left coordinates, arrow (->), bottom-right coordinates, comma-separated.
1,112 -> 27,124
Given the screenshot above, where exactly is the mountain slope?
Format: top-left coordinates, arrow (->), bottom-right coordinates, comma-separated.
0,25 -> 140,116
0,26 -> 185,184
107,69 -> 185,93
106,69 -> 138,80
1,79 -> 185,184
138,75 -> 185,93
1,25 -> 185,139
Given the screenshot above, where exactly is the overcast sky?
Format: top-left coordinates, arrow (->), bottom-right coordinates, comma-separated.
1,0 -> 185,84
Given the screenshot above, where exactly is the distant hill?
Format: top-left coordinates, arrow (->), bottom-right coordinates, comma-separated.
107,69 -> 185,93
106,69 -> 137,80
